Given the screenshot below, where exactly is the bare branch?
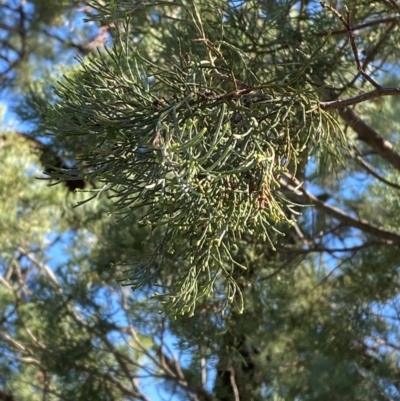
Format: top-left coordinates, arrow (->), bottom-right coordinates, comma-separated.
42,26 -> 109,56
275,241 -> 390,255
339,108 -> 400,172
281,175 -> 400,244
17,246 -> 59,287
315,16 -> 400,37
354,154 -> 400,190
320,2 -> 381,88
320,87 -> 400,110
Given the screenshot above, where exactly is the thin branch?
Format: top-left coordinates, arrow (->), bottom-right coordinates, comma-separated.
0,275 -> 12,290
17,246 -> 59,286
320,2 -> 381,88
281,175 -> 400,244
201,357 -> 207,388
259,253 -> 303,281
65,307 -> 151,401
42,26 -> 109,56
275,241 -> 390,255
320,87 -> 400,110
0,0 -> 27,85
229,369 -> 240,401
315,16 -> 400,37
346,20 -> 397,90
354,154 -> 400,190
0,331 -> 28,352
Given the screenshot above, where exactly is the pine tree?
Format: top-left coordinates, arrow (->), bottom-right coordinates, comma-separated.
2,1 -> 400,401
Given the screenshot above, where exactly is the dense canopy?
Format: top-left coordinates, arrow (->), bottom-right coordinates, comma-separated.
1,1 -> 400,400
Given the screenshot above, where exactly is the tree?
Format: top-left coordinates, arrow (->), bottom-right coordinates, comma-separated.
2,0 -> 400,400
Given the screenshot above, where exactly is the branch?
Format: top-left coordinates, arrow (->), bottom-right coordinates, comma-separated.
275,241 -> 390,255
339,108 -> 400,172
281,175 -> 400,244
344,19 -> 397,90
320,87 -> 400,110
0,1 -> 27,86
17,246 -> 59,286
354,154 -> 400,190
65,307 -> 151,401
229,369 -> 240,401
386,0 -> 400,13
320,2 -> 381,88
315,16 -> 400,37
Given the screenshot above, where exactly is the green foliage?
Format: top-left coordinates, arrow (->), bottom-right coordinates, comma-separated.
42,1 -> 348,313
0,133 -> 63,250
3,0 -> 400,401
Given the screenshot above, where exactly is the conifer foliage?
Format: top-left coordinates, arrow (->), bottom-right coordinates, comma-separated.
2,1 -> 400,400
43,0 -> 347,312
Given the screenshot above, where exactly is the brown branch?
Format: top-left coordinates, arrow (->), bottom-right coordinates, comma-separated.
320,87 -> 400,110
354,154 -> 400,190
339,108 -> 400,172
345,20 -> 397,90
386,0 -> 400,13
229,369 -> 240,401
281,175 -> 400,244
315,16 -> 400,37
320,2 -> 381,88
275,241 -> 390,255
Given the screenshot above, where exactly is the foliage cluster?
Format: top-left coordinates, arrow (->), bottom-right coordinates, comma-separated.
1,1 -> 400,401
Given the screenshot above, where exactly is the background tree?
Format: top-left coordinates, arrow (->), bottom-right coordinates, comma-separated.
2,0 -> 400,401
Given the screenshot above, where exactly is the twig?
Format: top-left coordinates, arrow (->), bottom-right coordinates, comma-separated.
320,87 -> 400,110
346,20 -> 397,90
320,2 -> 381,88
229,369 -> 240,401
315,16 -> 400,37
275,241 -> 389,255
